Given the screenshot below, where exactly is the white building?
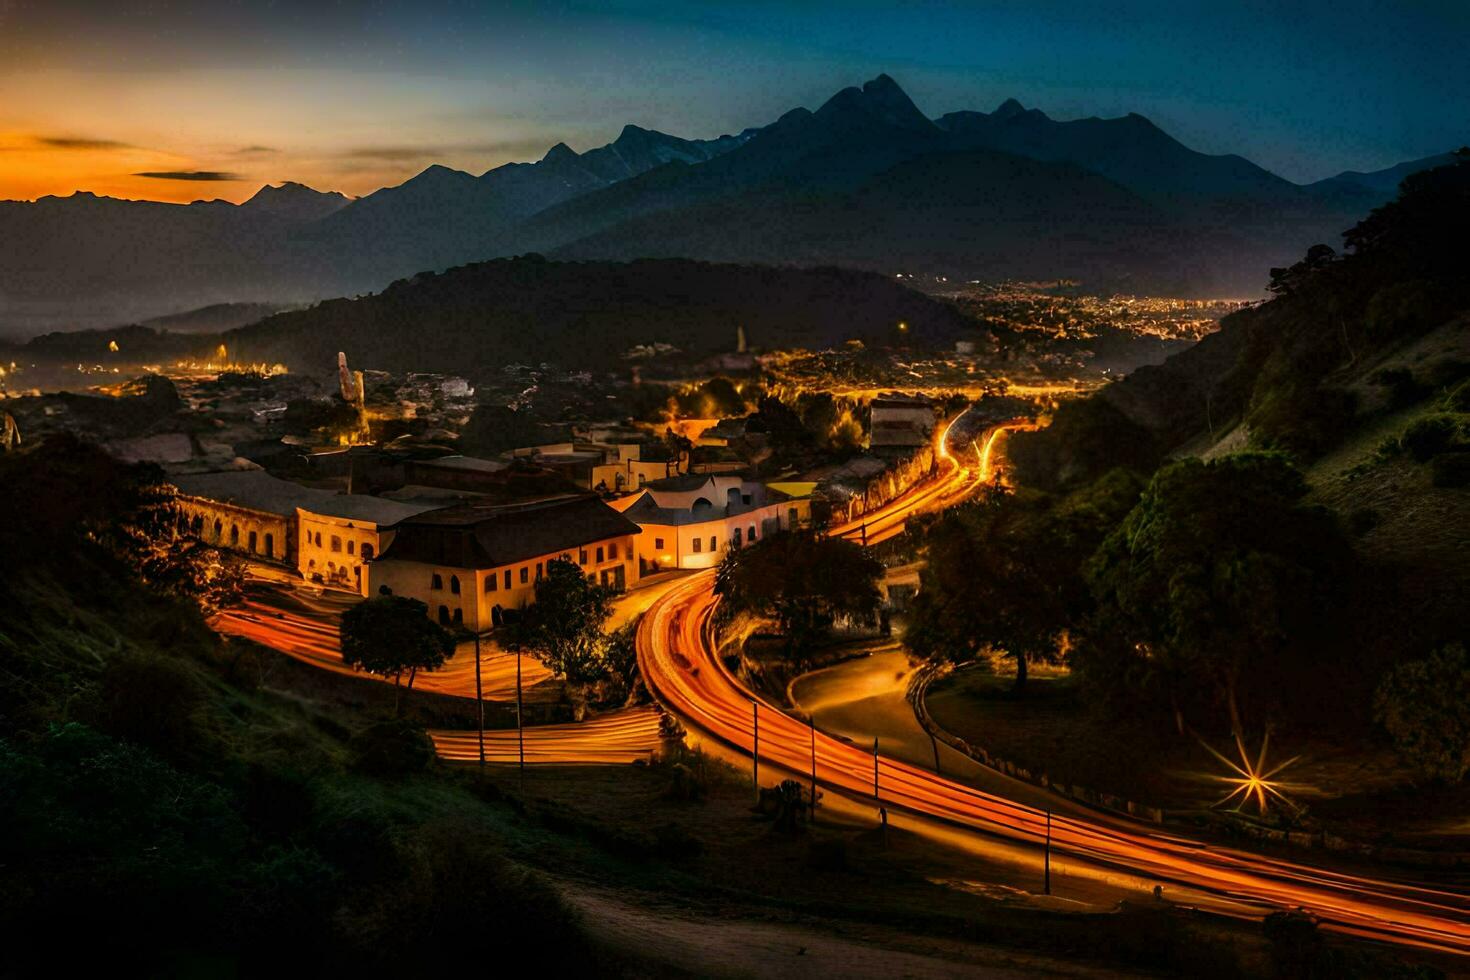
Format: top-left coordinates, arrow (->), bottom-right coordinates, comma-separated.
613,474 -> 809,572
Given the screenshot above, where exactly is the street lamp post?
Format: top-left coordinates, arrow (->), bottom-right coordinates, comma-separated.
873,737 -> 879,799
516,643 -> 525,789
809,714 -> 817,821
473,631 -> 485,767
1044,809 -> 1052,896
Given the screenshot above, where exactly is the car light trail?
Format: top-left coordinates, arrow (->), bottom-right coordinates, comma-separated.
637,420 -> 1470,956
430,707 -> 661,764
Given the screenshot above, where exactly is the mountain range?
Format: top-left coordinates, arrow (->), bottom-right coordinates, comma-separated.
0,74 -> 1452,338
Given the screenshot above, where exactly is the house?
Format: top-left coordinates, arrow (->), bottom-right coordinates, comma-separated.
613,474 -> 809,572
868,394 -> 936,458
589,442 -> 686,494
296,495 -> 445,596
171,469 -> 329,564
367,494 -> 642,629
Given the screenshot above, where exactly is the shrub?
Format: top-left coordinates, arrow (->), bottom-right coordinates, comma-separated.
349,719 -> 435,776
1400,414 -> 1460,462
1374,644 -> 1470,783
89,652 -> 204,760
1444,377 -> 1470,412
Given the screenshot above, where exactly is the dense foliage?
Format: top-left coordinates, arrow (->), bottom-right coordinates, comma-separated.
715,531 -> 883,660
339,595 -> 454,707
1374,644 -> 1470,783
906,471 -> 1141,689
505,559 -> 639,706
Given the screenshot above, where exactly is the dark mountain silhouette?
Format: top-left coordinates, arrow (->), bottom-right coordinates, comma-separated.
216,255 -> 976,375
0,73 -> 1452,337
1306,152 -> 1459,207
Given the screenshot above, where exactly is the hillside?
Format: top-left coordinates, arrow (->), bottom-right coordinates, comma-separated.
1011,153 -> 1470,488
218,256 -> 977,374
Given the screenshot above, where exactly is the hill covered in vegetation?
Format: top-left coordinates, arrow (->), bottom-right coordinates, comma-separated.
217,255 -> 975,375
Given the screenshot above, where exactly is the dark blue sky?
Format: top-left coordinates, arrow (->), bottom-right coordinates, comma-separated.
3,0 -> 1465,201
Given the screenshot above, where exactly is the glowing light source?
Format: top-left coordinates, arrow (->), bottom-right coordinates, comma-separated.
1200,729 -> 1304,817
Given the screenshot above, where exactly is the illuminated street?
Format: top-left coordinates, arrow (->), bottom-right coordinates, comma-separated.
636,425 -> 1470,956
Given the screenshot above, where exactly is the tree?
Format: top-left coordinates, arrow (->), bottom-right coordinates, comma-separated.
1374,643 -> 1470,783
714,531 -> 883,661
906,470 -> 1140,690
506,559 -> 615,685
1085,453 -> 1351,736
339,596 -> 454,712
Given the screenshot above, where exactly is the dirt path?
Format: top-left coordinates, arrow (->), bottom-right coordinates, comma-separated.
567,885 -> 1137,979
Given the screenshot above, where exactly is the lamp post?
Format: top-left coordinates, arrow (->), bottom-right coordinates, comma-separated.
873,737 -> 880,799
808,714 -> 817,821
473,630 -> 485,767
1044,809 -> 1052,896
516,640 -> 525,789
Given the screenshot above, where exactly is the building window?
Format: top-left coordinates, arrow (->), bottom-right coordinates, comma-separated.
361,543 -> 373,560
264,533 -> 274,557
749,524 -> 756,541
709,536 -> 717,552
248,530 -> 258,553
315,532 -> 323,547
609,542 -> 619,560
789,507 -> 798,527
535,562 -> 543,581
579,548 -> 588,565
520,566 -> 528,585
655,537 -> 664,550
450,575 -> 460,595
692,538 -> 702,554
230,524 -> 240,546
437,605 -> 450,625
733,527 -> 742,547
452,608 -> 463,625
432,573 -> 443,590
596,546 -> 605,564
504,569 -> 512,590
330,535 -> 342,553
485,574 -> 498,593
347,540 -> 355,556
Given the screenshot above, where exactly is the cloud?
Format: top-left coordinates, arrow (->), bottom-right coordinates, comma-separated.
38,136 -> 133,150
340,138 -> 553,162
132,170 -> 243,181
235,145 -> 278,155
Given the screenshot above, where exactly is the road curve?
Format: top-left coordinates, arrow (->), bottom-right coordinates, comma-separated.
636,422 -> 1470,956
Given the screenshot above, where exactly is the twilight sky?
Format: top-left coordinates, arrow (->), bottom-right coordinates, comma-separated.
2,0 -> 1465,204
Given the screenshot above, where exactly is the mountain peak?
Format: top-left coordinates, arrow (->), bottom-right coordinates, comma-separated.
993,98 -> 1027,120
541,142 -> 579,165
815,73 -> 934,133
241,181 -> 349,218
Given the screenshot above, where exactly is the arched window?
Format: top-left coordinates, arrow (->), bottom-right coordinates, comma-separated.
347,540 -> 355,556
491,605 -> 504,627
361,543 -> 373,560
330,535 -> 342,553
213,519 -> 223,540
449,575 -> 460,595
692,497 -> 713,512
315,532 -> 323,547
230,524 -> 240,546
437,606 -> 450,625
191,515 -> 203,535
264,533 -> 274,557
247,530 -> 258,553
748,524 -> 756,541
308,559 -> 316,570
432,573 -> 443,590
733,527 -> 742,547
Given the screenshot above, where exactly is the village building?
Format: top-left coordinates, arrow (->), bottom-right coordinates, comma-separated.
171,469 -> 327,565
296,495 -> 444,596
868,393 -> 936,458
367,494 -> 642,629
612,474 -> 810,573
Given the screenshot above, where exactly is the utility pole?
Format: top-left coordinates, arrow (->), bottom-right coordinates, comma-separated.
873,737 -> 880,799
1044,809 -> 1052,896
809,714 -> 818,821
929,730 -> 941,775
474,631 -> 485,767
516,644 -> 525,790
752,700 -> 760,802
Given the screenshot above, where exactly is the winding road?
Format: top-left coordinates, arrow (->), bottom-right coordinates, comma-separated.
635,416 -> 1470,956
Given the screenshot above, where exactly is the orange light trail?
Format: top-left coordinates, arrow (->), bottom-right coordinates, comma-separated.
637,420 -> 1470,956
